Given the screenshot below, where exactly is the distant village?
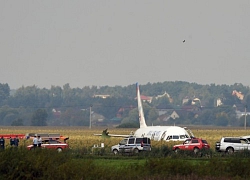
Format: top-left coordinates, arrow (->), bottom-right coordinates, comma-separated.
64,89 -> 249,127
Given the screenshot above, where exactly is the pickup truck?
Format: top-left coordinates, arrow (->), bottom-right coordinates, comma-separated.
111,137 -> 151,155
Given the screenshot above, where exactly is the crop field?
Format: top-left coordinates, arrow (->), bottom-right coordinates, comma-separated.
1,126 -> 250,179
1,126 -> 250,150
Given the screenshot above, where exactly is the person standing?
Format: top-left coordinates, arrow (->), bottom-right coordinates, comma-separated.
38,136 -> 42,147
0,136 -> 5,150
14,136 -> 19,147
33,136 -> 38,149
10,137 -> 15,146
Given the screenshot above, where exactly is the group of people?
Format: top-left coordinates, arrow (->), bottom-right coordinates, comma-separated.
0,136 -> 19,150
32,135 -> 42,149
0,135 -> 44,150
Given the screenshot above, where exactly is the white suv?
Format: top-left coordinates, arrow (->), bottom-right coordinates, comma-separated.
215,137 -> 250,153
111,137 -> 151,155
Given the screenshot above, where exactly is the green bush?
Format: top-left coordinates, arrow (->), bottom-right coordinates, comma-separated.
1,147 -> 250,179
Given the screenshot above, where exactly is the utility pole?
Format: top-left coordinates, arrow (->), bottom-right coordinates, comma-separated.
244,105 -> 248,130
89,105 -> 92,129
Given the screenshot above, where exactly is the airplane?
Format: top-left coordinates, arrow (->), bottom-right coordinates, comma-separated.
95,83 -> 194,141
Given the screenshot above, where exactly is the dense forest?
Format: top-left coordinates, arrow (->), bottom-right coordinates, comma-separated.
0,81 -> 250,127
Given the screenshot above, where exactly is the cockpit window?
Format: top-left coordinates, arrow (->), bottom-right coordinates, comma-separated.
180,135 -> 186,139
166,136 -> 172,140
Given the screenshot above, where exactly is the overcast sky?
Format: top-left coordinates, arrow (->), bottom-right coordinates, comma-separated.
1,1 -> 250,89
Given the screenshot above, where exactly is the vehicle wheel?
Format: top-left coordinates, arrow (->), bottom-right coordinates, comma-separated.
57,148 -> 63,152
174,148 -> 179,153
113,149 -> 119,155
133,148 -> 139,154
227,147 -> 234,154
193,147 -> 199,154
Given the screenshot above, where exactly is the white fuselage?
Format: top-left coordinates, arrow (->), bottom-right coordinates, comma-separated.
134,126 -> 191,141
134,83 -> 193,141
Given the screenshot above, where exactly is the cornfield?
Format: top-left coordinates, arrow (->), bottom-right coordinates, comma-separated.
1,126 -> 250,151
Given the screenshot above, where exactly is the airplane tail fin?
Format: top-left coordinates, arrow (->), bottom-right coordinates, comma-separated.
136,83 -> 147,128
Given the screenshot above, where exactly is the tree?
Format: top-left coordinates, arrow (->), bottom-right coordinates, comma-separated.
147,108 -> 159,125
153,96 -> 172,109
215,112 -> 229,126
59,108 -> 87,126
121,108 -> 139,127
239,115 -> 250,127
11,118 -> 24,126
197,109 -> 216,125
0,83 -> 10,105
31,109 -> 48,126
0,106 -> 19,125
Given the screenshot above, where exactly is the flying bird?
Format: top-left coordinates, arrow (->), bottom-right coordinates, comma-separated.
183,40 -> 185,43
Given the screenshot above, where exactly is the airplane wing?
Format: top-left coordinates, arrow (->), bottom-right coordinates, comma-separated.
93,129 -> 133,138
93,133 -> 129,137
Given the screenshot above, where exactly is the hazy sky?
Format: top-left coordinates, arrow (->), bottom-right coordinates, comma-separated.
1,1 -> 250,89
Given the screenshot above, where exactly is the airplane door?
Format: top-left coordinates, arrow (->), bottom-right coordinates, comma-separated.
160,131 -> 167,140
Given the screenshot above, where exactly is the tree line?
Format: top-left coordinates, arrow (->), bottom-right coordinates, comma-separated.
0,81 -> 250,127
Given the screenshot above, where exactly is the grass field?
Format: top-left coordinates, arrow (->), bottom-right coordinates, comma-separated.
1,126 -> 250,179
1,126 -> 250,151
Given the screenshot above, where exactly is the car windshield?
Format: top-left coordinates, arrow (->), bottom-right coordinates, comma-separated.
202,140 -> 207,144
184,139 -> 190,144
119,139 -> 128,145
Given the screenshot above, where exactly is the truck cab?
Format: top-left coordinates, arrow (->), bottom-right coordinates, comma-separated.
111,137 -> 151,155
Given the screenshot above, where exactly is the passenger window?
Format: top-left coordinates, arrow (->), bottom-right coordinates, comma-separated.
233,139 -> 241,143
49,140 -> 57,144
191,139 -> 198,143
128,138 -> 135,144
173,135 -> 179,139
142,138 -> 148,144
240,139 -> 248,144
135,138 -> 142,144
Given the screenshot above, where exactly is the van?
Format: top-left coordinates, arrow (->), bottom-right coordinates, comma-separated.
111,137 -> 151,154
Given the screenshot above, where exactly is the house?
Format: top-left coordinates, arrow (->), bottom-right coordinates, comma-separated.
155,91 -> 173,103
192,98 -> 201,106
91,113 -> 106,126
235,110 -> 250,119
182,96 -> 190,104
216,98 -> 223,107
158,110 -> 180,122
170,111 -> 180,119
232,90 -> 244,100
157,114 -> 170,122
52,108 -> 61,118
135,95 -> 153,103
